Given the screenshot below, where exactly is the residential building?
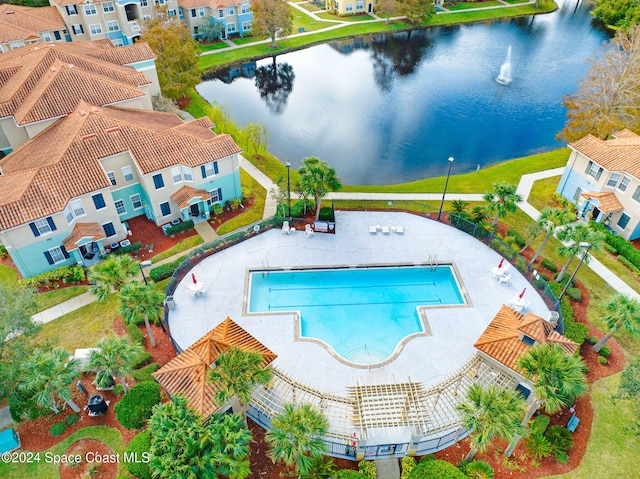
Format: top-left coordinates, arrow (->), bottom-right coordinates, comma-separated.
331,0 -> 377,16
0,40 -> 159,155
0,4 -> 68,52
0,101 -> 242,278
178,0 -> 252,39
556,129 -> 640,240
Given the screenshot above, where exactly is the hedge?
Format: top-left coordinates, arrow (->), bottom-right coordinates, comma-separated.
334,471 -> 365,479
125,430 -> 153,479
112,241 -> 142,256
115,381 -> 161,429
127,323 -> 145,345
566,287 -> 581,302
408,459 -> 466,479
50,422 -> 66,437
401,456 -> 417,479
540,258 -> 558,273
506,229 -> 526,248
164,220 -> 195,236
591,222 -> 640,269
149,255 -> 187,282
358,460 -> 376,479
132,351 -> 153,369
618,255 -> 640,274
548,282 -> 589,345
19,265 -> 85,288
132,363 -> 159,383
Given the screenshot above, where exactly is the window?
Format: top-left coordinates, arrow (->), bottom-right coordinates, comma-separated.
107,171 -> 116,186
45,246 -> 68,265
633,186 -> 640,202
242,21 -> 251,31
227,22 -> 236,33
227,6 -> 234,15
168,8 -> 176,16
153,173 -> 164,189
122,165 -> 134,182
112,38 -> 123,46
521,335 -> 535,346
160,202 -> 171,216
102,2 -> 114,12
107,20 -> 119,31
241,4 -> 250,13
201,161 -> 219,178
193,26 -> 199,35
54,30 -> 62,40
103,222 -> 116,237
42,32 -> 52,42
92,193 -> 106,210
84,4 -> 97,15
140,0 -> 148,6
617,213 -> 630,229
154,0 -> 165,4
65,5 -> 77,15
584,160 -> 603,180
356,0 -> 364,8
573,187 -> 582,202
64,206 -> 74,224
131,194 -> 143,209
191,8 -> 196,17
182,166 -> 192,182
29,217 -> 57,237
72,24 -> 84,35
345,3 -> 353,11
70,199 -> 85,217
199,7 -> 205,16
218,9 -> 224,17
114,199 -> 126,215
207,187 -> 223,205
618,175 -> 630,192
171,166 -> 183,184
89,24 -> 102,35
606,172 -> 621,188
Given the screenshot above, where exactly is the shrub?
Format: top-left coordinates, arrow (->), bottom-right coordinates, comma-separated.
524,433 -> 553,460
241,186 -> 251,200
544,425 -> 574,462
211,203 -> 223,216
132,363 -> 159,383
20,265 -> 85,288
530,414 -> 551,435
598,345 -> 611,358
290,200 -> 314,218
165,220 -> 195,236
401,456 -> 417,479
358,460 -> 376,479
598,356 -> 608,365
552,192 -> 571,208
566,287 -> 581,302
127,323 -> 145,345
540,258 -> 558,272
586,336 -> 598,345
515,257 -> 528,272
50,422 -> 66,436
603,243 -> 618,255
65,413 -> 79,426
318,206 -> 334,221
618,256 -> 640,274
132,351 -> 153,369
420,454 -> 436,462
112,242 -> 143,256
464,461 -> 494,479
125,430 -> 153,479
506,229 -> 526,248
334,471 -> 364,479
114,384 -> 124,395
115,381 -> 161,429
408,459 -> 466,479
149,255 -> 186,282
0,244 -> 8,259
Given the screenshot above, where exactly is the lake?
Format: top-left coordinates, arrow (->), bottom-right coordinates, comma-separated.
197,0 -> 610,185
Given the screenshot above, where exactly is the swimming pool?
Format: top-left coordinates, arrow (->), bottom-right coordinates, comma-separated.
247,264 -> 465,365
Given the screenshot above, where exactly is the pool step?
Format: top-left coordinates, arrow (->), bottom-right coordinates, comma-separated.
345,346 -> 388,364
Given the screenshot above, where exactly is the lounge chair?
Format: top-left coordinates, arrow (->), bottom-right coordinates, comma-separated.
498,273 -> 511,286
369,225 -> 377,234
305,224 -> 314,237
381,225 -> 390,234
394,225 -> 404,234
281,221 -> 290,234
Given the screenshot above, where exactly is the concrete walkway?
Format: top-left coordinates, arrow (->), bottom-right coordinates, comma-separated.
375,458 -> 400,479
31,291 -> 97,325
239,155 -> 279,218
194,220 -> 219,243
0,405 -> 14,430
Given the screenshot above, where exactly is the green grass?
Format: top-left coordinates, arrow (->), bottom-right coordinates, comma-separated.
0,426 -> 126,479
296,1 -> 324,12
291,6 -> 326,31
150,235 -> 204,263
529,176 -> 562,211
215,169 -> 267,235
0,264 -> 18,283
33,286 -> 89,313
446,1 -> 504,10
316,12 -> 375,21
231,35 -> 259,45
198,42 -> 229,52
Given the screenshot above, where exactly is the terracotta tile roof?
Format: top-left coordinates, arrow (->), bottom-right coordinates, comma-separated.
153,317 -> 277,417
569,130 -> 640,180
82,42 -> 157,66
0,5 -> 65,42
0,101 -> 242,230
171,185 -> 212,208
0,41 -> 152,126
62,222 -> 106,250
474,305 -> 578,372
579,191 -> 624,213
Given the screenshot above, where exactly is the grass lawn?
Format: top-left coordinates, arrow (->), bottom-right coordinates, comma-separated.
446,1 -> 504,10
297,1 -> 324,11
316,12 -> 375,21
0,426 -> 126,479
231,35 -> 259,45
198,42 -> 229,52
0,264 -> 18,283
529,176 -> 562,211
34,286 -> 89,313
216,168 -> 267,235
150,235 -> 204,263
291,6 -> 326,31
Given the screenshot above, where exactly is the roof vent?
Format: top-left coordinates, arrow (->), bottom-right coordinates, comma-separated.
50,67 -> 58,73
6,10 -> 15,14
90,106 -> 99,113
78,109 -> 87,116
81,133 -> 96,140
104,126 -> 121,133
68,63 -> 75,68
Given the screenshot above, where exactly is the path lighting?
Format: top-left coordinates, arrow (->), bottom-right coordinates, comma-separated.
557,242 -> 591,304
139,260 -> 152,285
437,156 -> 454,221
286,161 -> 292,221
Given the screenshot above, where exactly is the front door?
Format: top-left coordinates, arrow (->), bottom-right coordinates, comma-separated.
368,2 -> 372,12
591,206 -> 601,221
190,203 -> 200,217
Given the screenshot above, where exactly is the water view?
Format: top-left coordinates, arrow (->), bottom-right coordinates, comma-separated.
197,0 -> 610,185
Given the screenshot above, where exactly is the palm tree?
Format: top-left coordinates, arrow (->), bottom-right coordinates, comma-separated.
556,223 -> 604,282
13,347 -> 81,418
505,344 -> 587,457
118,281 -> 163,347
89,336 -> 143,393
210,412 -> 253,479
483,182 -> 522,227
266,402 -> 329,477
456,384 -> 526,461
593,294 -> 640,353
528,207 -> 575,267
88,255 -> 138,301
207,346 -> 272,420
299,157 -> 342,220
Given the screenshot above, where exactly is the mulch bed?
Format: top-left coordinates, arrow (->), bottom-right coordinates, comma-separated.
125,215 -> 198,263
59,438 -> 117,479
208,195 -> 255,232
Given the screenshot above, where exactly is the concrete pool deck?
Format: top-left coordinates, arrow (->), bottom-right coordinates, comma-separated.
168,211 -> 549,394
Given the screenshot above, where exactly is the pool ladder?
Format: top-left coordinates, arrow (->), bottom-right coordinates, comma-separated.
427,254 -> 437,271
262,259 -> 269,277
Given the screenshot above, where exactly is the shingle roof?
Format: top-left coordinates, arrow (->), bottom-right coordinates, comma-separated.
474,305 -> 578,372
0,5 -> 65,42
579,191 -> 624,213
62,222 -> 106,250
153,317 -> 277,417
0,41 -> 152,126
569,130 -> 640,180
0,101 -> 242,230
171,185 -> 212,208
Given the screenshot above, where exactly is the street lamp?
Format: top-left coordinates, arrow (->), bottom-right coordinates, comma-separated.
557,242 -> 591,304
437,156 -> 454,221
139,260 -> 152,285
286,161 -> 291,221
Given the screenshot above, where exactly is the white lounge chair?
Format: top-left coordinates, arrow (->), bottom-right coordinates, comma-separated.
304,224 -> 314,237
381,225 -> 390,234
281,221 -> 290,234
369,225 -> 377,234
394,225 -> 404,234
498,273 -> 511,286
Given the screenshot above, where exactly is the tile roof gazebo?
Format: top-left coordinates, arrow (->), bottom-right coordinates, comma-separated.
154,317 -> 277,418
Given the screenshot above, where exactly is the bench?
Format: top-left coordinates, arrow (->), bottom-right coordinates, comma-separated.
567,413 -> 580,432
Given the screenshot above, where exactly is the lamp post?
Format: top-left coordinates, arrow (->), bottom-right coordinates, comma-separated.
139,260 -> 152,285
286,161 -> 291,221
557,242 -> 591,305
437,156 -> 454,221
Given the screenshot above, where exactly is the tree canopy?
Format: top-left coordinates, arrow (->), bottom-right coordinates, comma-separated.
483,181 -> 522,226
299,157 -> 342,220
397,0 -> 436,24
88,254 -> 138,301
592,0 -> 640,30
251,0 -> 293,48
118,281 -> 163,347
592,294 -> 640,352
89,336 -> 143,393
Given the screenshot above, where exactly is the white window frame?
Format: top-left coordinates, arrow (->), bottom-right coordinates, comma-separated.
171,166 -> 183,184
241,4 -> 250,13
606,172 -> 621,188
140,0 -> 148,6
209,188 -> 221,203
84,4 -> 97,15
48,246 -> 66,264
102,2 -> 114,13
168,8 -> 176,16
356,0 -> 364,9
633,186 -> 640,203
131,194 -> 143,209
218,9 -> 224,17
182,166 -> 193,182
65,5 -> 77,15
42,32 -> 53,42
64,205 -> 74,224
70,199 -> 85,218
89,24 -> 102,35
203,162 -> 216,178
114,199 -> 127,215
198,6 -> 205,16
112,38 -> 124,46
107,171 -> 117,186
107,20 -> 120,31
72,24 -> 84,35
227,22 -> 236,34
345,3 -> 353,11
618,175 -> 631,192
122,165 -> 134,182
34,218 -> 53,236
242,21 -> 251,31
226,6 -> 234,15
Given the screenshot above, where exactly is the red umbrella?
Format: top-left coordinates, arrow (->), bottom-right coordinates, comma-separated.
498,258 -> 504,268
191,273 -> 197,284
519,288 -> 526,299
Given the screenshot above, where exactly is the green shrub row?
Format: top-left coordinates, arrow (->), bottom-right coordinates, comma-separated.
401,456 -> 417,479
20,265 -> 85,288
132,363 -> 160,383
112,241 -> 142,256
565,287 -> 582,303
408,459 -> 466,479
540,258 -> 558,273
115,381 -> 162,429
548,282 -> 589,345
358,460 -> 376,479
165,220 -> 195,236
334,471 -> 365,479
592,222 -> 640,270
149,255 -> 187,282
127,323 -> 145,345
506,229 -> 526,248
50,422 -> 66,436
132,351 -> 153,369
125,430 -> 153,479
618,255 -> 640,275
603,243 -> 618,255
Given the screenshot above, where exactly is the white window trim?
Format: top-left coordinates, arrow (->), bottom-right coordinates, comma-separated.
122,165 -> 134,182
182,166 -> 193,182
107,20 -> 120,31
34,218 -> 53,236
131,194 -> 143,209
171,166 -> 183,184
70,199 -> 86,218
84,5 -> 97,15
89,24 -> 102,35
114,199 -> 127,215
618,175 -> 631,192
242,21 -> 251,31
102,2 -> 114,13
48,246 -> 66,264
107,171 -> 117,186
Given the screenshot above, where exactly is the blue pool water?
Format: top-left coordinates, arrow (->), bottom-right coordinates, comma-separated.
248,265 -> 464,363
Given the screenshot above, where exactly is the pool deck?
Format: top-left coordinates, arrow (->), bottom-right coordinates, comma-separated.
168,211 -> 549,394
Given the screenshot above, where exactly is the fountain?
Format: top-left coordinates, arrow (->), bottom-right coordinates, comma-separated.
496,45 -> 512,85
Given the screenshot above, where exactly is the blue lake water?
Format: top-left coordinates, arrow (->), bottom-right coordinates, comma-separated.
248,265 -> 463,363
197,0 -> 609,185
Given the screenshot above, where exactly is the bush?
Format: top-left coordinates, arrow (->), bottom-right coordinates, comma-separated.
20,265 -> 85,288
530,414 -> 551,435
165,220 -> 195,236
408,459 -> 466,479
552,192 -> 571,208
544,425 -> 574,462
420,454 -> 436,462
593,223 -> 640,270
525,432 -> 553,460
132,363 -> 159,383
112,241 -> 142,256
149,255 -> 186,282
132,351 -> 153,369
114,384 -> 124,395
506,229 -> 526,248
464,461 -> 494,479
290,200 -> 314,218
566,287 -> 581,302
125,430 -> 153,479
50,422 -> 66,436
211,203 -> 223,216
598,356 -> 608,365
401,456 -> 417,479
618,255 -> 640,274
587,336 -> 598,345
318,206 -> 334,221
65,413 -> 79,426
603,243 -> 618,255
127,323 -> 145,345
0,244 -> 8,259
334,471 -> 365,479
540,258 -> 558,272
115,381 -> 161,429
358,460 -> 376,479
598,344 -> 611,358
